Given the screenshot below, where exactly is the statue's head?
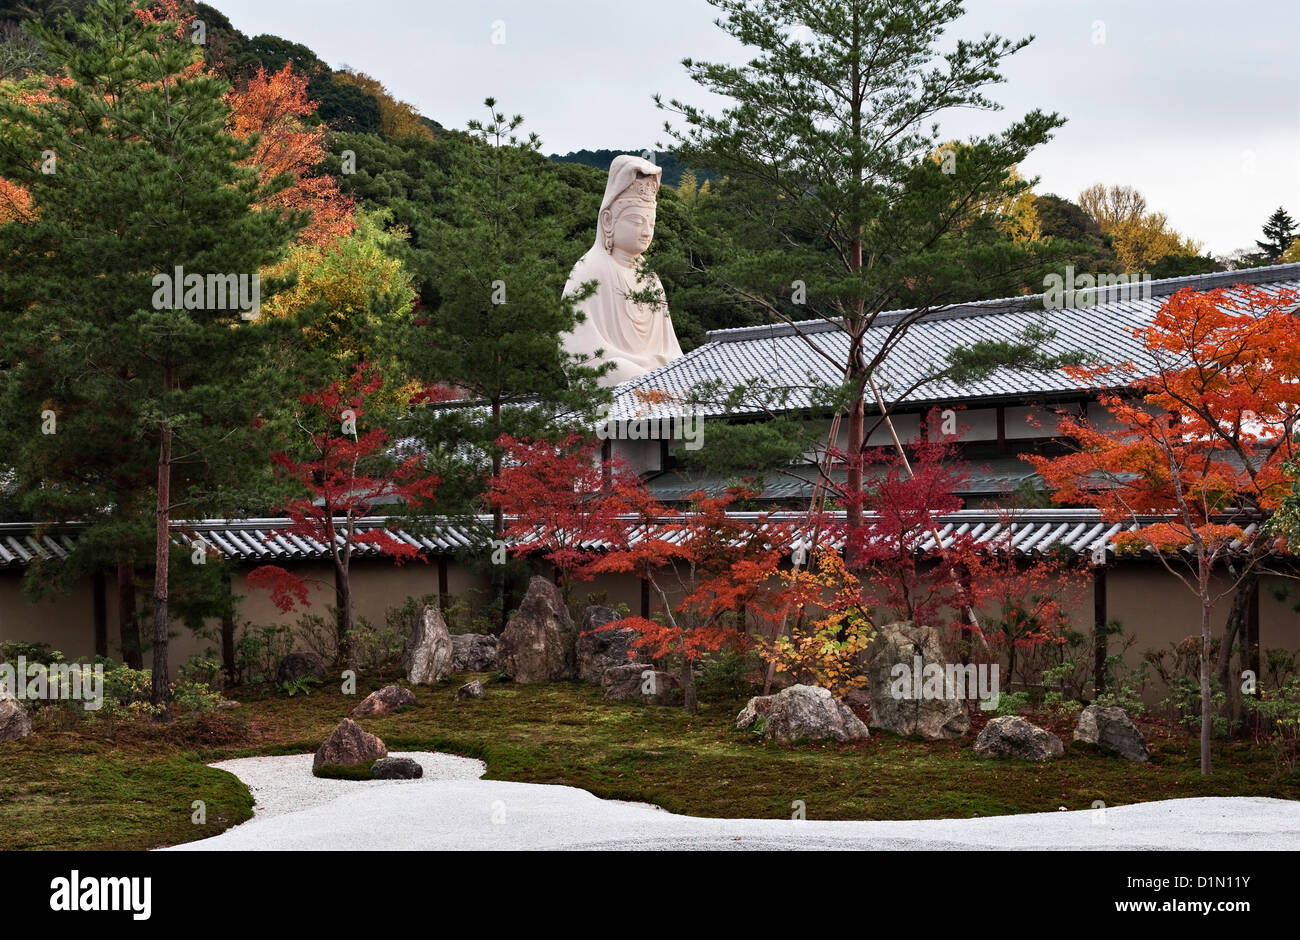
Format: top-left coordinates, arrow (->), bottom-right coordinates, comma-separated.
598,154 -> 661,258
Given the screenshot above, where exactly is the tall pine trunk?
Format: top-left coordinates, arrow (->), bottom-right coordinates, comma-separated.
151,400 -> 172,712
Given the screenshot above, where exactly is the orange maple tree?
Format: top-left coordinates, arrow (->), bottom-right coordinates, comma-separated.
587,485 -> 796,712
225,64 -> 355,246
1028,284 -> 1299,774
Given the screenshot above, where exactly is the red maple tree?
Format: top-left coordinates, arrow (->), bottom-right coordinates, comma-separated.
588,485 -> 796,712
1029,284 -> 1300,774
247,365 -> 443,667
487,433 -> 641,605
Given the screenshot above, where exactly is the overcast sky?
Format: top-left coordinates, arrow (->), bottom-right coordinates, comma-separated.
212,0 -> 1299,255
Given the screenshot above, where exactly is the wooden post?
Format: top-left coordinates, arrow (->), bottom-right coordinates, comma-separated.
1093,565 -> 1108,695
640,577 -> 650,618
92,569 -> 108,658
437,555 -> 449,615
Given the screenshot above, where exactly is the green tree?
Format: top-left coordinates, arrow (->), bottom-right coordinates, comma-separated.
1256,206 -> 1296,264
656,0 -> 1070,532
391,100 -> 608,622
0,0 -> 301,705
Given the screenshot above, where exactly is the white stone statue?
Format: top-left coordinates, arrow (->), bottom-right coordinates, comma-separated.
562,154 -> 684,387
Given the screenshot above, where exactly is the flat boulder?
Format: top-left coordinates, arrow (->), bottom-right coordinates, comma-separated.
0,698 -> 31,742
498,577 -> 576,683
736,685 -> 870,744
456,679 -> 485,700
452,633 -> 498,672
576,606 -> 637,683
864,621 -> 970,740
349,685 -> 417,718
313,718 -> 387,772
974,715 -> 1064,760
601,663 -> 681,705
1073,704 -> 1149,761
404,604 -> 454,685
371,757 -> 423,780
277,651 -> 327,685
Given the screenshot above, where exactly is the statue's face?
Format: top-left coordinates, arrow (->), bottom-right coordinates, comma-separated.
609,202 -> 656,257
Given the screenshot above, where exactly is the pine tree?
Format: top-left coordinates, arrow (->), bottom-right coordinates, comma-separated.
1256,206 -> 1296,264
656,0 -> 1072,533
0,0 -> 301,706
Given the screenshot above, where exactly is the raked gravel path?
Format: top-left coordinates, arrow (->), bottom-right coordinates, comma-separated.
169,751 -> 1300,851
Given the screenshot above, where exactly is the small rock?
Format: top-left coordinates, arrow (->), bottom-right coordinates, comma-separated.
973,715 -> 1064,760
0,698 -> 32,742
456,679 -> 484,700
371,757 -> 423,780
277,651 -> 327,685
217,700 -> 240,710
601,663 -> 681,705
452,633 -> 498,672
313,718 -> 387,772
1073,704 -> 1149,761
349,685 -> 417,718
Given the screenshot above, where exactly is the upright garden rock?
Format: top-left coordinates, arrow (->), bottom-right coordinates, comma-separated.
0,698 -> 31,742
349,685 -> 417,718
1073,704 -> 1149,761
736,685 -> 870,744
452,633 -> 498,672
313,718 -> 387,772
576,606 -> 637,683
973,715 -> 1064,760
498,577 -> 576,683
864,621 -> 970,740
277,651 -> 327,685
601,663 -> 681,705
404,604 -> 454,685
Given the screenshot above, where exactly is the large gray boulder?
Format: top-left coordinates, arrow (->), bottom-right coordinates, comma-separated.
452,633 -> 498,672
576,606 -> 637,683
974,715 -> 1064,760
864,621 -> 970,740
0,698 -> 31,742
277,651 -> 327,685
498,577 -> 576,683
1074,705 -> 1149,761
601,663 -> 681,705
735,684 -> 870,744
404,604 -> 454,685
349,685 -> 417,718
313,718 -> 387,772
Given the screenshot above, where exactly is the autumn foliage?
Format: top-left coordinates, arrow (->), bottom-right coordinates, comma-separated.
1029,285 -> 1300,554
247,365 -> 443,664
226,64 -> 355,246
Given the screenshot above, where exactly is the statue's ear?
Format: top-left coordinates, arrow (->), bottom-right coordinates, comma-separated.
600,208 -> 614,252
